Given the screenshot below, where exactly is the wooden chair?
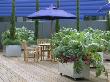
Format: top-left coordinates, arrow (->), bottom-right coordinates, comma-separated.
22,41 -> 40,63
37,39 -> 51,60
40,44 -> 51,60
35,46 -> 41,62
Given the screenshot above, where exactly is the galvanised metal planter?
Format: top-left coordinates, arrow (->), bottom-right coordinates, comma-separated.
58,62 -> 90,79
4,45 -> 21,57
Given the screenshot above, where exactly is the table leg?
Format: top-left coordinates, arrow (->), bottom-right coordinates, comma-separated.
48,51 -> 50,58
41,47 -> 43,61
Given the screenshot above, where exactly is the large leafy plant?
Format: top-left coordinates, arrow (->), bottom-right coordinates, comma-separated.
2,26 -> 35,45
16,26 -> 34,41
2,30 -> 20,45
52,27 -> 107,76
3,0 -> 20,45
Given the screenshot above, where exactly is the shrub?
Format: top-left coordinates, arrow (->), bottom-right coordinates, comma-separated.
2,26 -> 35,45
52,27 -> 107,76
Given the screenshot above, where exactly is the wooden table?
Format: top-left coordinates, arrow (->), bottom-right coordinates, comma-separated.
38,43 -> 51,60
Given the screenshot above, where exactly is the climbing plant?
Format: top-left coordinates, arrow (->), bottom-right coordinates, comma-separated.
76,0 -> 80,31
106,0 -> 110,31
35,0 -> 40,40
10,0 -> 16,40
106,12 -> 110,30
55,0 -> 60,33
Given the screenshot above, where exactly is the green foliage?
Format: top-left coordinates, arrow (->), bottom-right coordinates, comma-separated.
52,27 -> 109,77
3,38 -> 21,45
76,0 -> 80,31
74,59 -> 83,74
87,43 -> 105,52
2,26 -> 35,45
52,28 -> 76,48
55,0 -> 60,33
55,19 -> 60,33
106,12 -> 110,31
96,64 -> 105,77
34,20 -> 39,40
103,31 -> 110,41
56,0 -> 60,8
34,0 -> 40,40
16,27 -> 35,45
10,0 -> 16,40
16,26 -> 34,41
36,0 -> 39,11
27,40 -> 36,45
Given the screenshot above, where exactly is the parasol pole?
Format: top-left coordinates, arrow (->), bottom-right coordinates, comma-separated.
50,20 -> 54,61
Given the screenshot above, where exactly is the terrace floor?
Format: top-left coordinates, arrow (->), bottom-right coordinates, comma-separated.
0,52 -> 110,82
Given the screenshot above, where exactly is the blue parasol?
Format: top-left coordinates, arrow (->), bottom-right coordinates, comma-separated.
27,9 -> 76,20
27,5 -> 76,37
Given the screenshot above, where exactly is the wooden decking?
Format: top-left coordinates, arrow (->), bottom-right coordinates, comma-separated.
0,53 -> 110,82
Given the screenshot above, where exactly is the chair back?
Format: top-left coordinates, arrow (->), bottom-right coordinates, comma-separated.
22,41 -> 28,50
37,39 -> 50,44
22,41 -> 29,56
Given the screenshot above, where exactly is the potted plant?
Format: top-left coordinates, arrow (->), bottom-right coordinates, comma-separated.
1,0 -> 22,57
2,30 -> 21,56
2,38 -> 21,57
2,26 -> 35,56
52,28 -> 107,79
54,40 -> 90,79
